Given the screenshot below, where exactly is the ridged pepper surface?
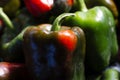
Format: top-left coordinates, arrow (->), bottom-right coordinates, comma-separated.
23,14 -> 86,80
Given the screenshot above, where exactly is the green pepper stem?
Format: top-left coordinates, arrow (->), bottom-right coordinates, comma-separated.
75,0 -> 88,12
51,13 -> 75,31
0,7 -> 14,30
2,27 -> 28,55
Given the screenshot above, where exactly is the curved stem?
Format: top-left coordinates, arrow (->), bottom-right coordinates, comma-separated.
0,7 -> 14,30
51,13 -> 75,31
75,0 -> 88,12
1,27 -> 29,58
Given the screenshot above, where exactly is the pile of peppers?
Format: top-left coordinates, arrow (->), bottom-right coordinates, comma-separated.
0,0 -> 120,80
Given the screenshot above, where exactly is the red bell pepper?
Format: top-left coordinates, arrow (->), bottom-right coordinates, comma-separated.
23,0 -> 54,17
23,0 -> 74,17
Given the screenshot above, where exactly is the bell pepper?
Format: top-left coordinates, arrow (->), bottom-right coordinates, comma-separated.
99,63 -> 120,80
63,0 -> 118,73
71,0 -> 118,24
100,68 -> 119,80
85,0 -> 118,22
23,0 -> 53,17
23,13 -> 86,80
23,0 -> 73,17
0,62 -> 32,80
3,0 -> 21,18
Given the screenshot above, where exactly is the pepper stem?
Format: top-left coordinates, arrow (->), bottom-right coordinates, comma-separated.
75,0 -> 88,12
2,27 -> 29,58
51,13 -> 75,31
0,7 -> 14,30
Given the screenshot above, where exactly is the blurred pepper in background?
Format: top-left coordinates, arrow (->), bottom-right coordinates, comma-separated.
23,0 -> 74,18
0,0 -> 21,18
0,62 -> 32,80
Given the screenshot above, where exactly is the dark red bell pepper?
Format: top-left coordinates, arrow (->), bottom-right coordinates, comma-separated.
23,14 -> 85,80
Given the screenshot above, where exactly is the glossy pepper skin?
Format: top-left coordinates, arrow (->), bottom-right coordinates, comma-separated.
84,0 -> 118,22
23,14 -> 86,80
0,62 -> 32,80
63,0 -> 118,73
23,0 -> 73,17
71,0 -> 118,24
100,63 -> 120,80
23,0 -> 54,17
100,69 -> 120,80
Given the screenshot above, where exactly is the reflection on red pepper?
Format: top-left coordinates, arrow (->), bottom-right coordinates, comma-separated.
24,0 -> 54,17
23,0 -> 74,17
0,62 -> 32,80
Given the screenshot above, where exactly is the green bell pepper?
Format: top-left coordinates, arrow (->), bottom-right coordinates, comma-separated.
100,63 -> 120,80
101,68 -> 119,80
86,63 -> 120,80
71,0 -> 119,24
84,0 -> 118,21
63,0 -> 118,73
